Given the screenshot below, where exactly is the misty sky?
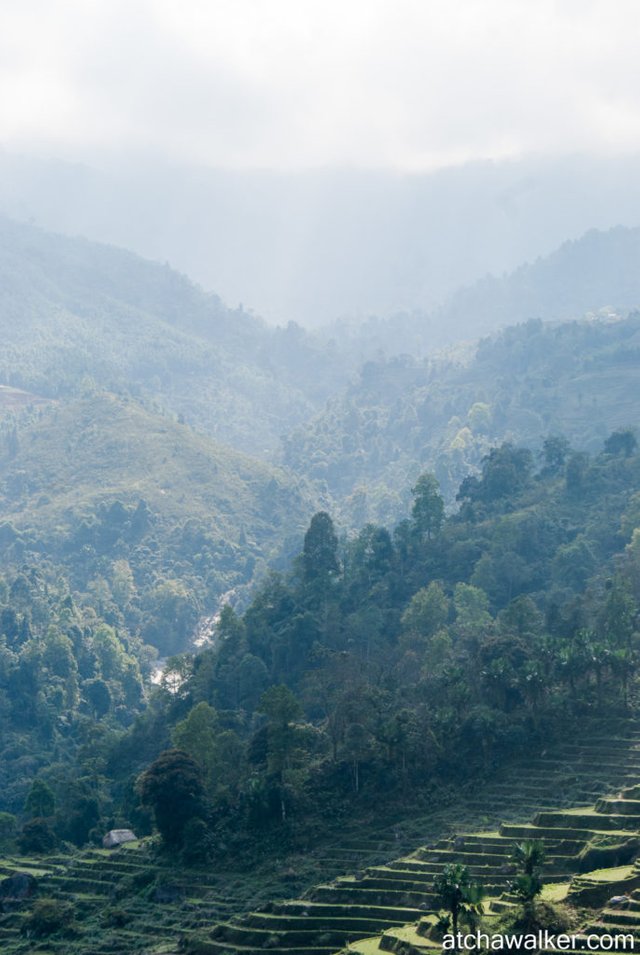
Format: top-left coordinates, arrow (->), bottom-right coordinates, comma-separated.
3,0 -> 640,171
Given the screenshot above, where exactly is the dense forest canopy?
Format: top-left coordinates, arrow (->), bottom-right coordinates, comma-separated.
283,313 -> 640,524
0,214 -> 640,955
3,426 -> 640,864
0,215 -> 353,457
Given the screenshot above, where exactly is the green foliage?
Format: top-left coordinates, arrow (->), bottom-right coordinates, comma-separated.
434,863 -> 484,937
23,898 -> 76,937
118,442 -> 640,854
0,393 -> 312,656
511,873 -> 544,904
24,779 -> 56,819
510,840 -> 546,905
138,749 -> 207,850
303,512 -> 339,585
172,702 -> 219,784
181,816 -> 216,865
605,428 -> 638,457
0,215 -> 356,458
19,818 -> 57,854
283,314 -> 640,522
411,473 -> 444,539
499,899 -> 576,937
401,582 -> 449,640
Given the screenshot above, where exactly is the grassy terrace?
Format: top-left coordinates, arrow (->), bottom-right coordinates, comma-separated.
197,720 -> 640,955
3,719 -> 640,954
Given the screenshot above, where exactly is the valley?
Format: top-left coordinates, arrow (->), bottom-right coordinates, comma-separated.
0,216 -> 639,955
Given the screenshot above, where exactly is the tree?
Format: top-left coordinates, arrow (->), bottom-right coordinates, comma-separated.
541,435 -> 570,472
138,749 -> 207,849
411,473 -> 444,539
565,451 -> 589,496
303,512 -> 339,584
0,812 -> 16,847
453,584 -> 493,640
160,654 -> 193,697
480,444 -> 533,501
511,840 -> 546,919
19,818 -> 57,854
181,817 -> 215,865
401,582 -> 449,640
24,779 -> 55,820
110,559 -> 135,609
512,839 -> 546,876
343,722 -> 370,793
604,429 -> 637,457
0,607 -> 20,646
434,863 -> 484,943
84,678 -> 111,718
145,579 -> 200,655
172,702 -> 219,784
347,524 -> 395,592
64,792 -> 100,847
24,898 -> 75,937
257,685 -> 306,820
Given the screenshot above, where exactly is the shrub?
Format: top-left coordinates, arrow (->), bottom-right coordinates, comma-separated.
18,818 -> 57,854
503,900 -> 576,935
181,817 -> 215,865
0,811 -> 17,846
23,898 -> 76,937
102,906 -> 130,928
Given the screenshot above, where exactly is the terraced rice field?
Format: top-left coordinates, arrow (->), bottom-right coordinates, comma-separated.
3,719 -> 640,954
201,721 -> 640,955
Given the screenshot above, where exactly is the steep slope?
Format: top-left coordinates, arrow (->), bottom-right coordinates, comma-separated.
4,152 -> 640,326
317,225 -> 640,361
441,226 -> 640,338
2,719 -> 640,955
164,722 -> 640,954
0,216 -> 347,456
0,393 -> 314,652
283,314 -> 640,522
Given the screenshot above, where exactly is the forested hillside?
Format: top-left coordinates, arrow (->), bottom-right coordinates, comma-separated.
0,393 -> 313,656
283,314 -> 640,523
8,429 -> 635,871
0,394 -> 311,844
1,214 -> 640,896
0,422 -> 634,896
3,216 -> 640,470
440,225 -> 640,338
4,153 -> 640,326
0,216 -> 349,457
319,224 -> 640,359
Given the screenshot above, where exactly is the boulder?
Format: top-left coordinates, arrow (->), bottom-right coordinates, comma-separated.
152,883 -> 185,903
0,871 -> 37,909
609,895 -> 630,908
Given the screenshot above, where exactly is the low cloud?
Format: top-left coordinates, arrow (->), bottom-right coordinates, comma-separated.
2,0 -> 640,170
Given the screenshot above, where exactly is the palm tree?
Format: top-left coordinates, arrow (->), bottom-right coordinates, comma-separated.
511,840 -> 546,918
434,863 -> 484,943
512,839 -> 546,876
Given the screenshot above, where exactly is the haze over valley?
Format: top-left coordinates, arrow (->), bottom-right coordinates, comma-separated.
2,4 -> 640,955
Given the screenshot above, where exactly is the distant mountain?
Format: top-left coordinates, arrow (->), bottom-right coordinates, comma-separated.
3,152 -> 640,325
0,216 -> 348,456
282,314 -> 640,525
439,225 -> 640,340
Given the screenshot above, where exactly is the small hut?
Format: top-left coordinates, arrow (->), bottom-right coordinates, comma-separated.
102,829 -> 137,849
